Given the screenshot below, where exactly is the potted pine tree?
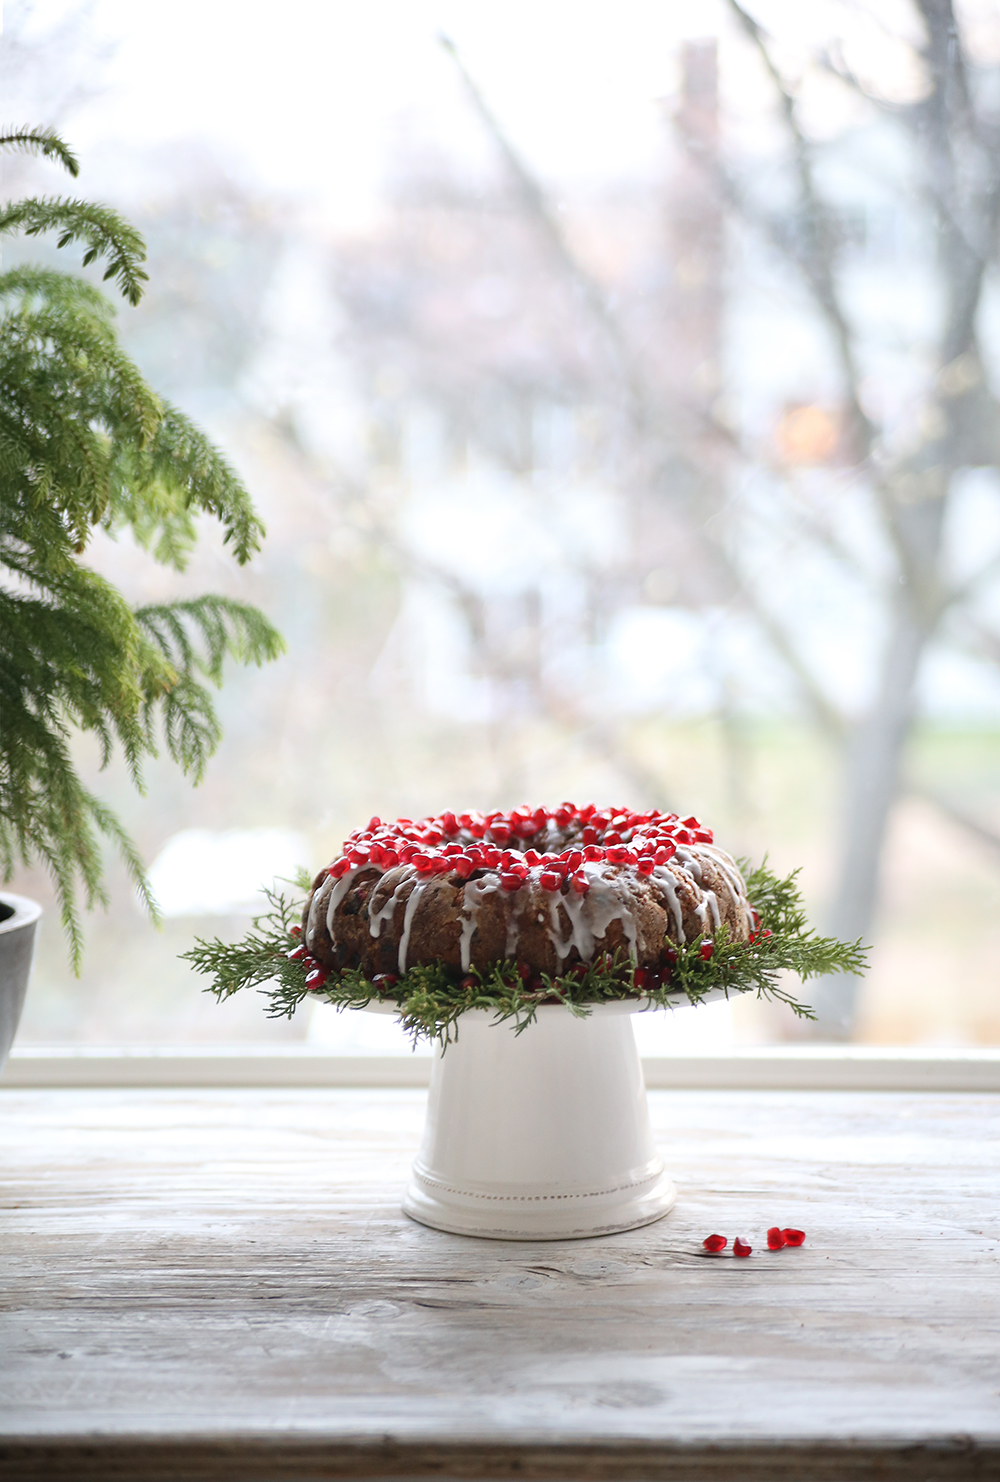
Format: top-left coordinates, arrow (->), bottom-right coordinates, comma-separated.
0,128 -> 284,1070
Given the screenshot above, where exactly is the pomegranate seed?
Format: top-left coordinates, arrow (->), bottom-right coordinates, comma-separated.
540,871 -> 562,891
381,848 -> 400,868
702,1234 -> 727,1253
469,820 -> 486,837
572,872 -> 590,894
500,872 -> 523,892
782,1228 -> 806,1246
578,804 -> 597,822
451,857 -> 474,879
413,854 -> 435,874
606,845 -> 628,864
441,811 -> 458,835
583,844 -> 603,861
637,857 -> 654,875
767,1226 -> 786,1250
733,1238 -> 752,1258
289,925 -> 302,937
664,946 -> 678,966
761,929 -> 773,940
372,973 -> 398,992
694,829 -> 714,843
570,962 -> 589,979
682,816 -> 701,829
603,830 -> 622,846
305,965 -> 328,990
287,944 -> 308,961
700,940 -> 714,961
523,849 -> 541,865
582,826 -> 598,845
634,967 -> 652,991
532,807 -> 548,827
555,807 -> 572,827
398,845 -> 417,864
654,842 -> 677,864
563,849 -> 583,871
367,815 -> 381,831
460,976 -> 477,990
673,829 -> 693,845
329,857 -> 351,878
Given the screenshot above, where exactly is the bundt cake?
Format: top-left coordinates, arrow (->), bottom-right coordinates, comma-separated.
299,803 -> 755,993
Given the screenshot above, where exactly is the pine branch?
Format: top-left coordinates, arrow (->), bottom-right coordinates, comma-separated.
185,862 -> 868,1046
0,126 -> 79,177
0,139 -> 283,965
0,196 -> 149,305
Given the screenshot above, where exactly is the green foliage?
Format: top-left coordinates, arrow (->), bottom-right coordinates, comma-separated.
0,129 -> 284,965
184,861 -> 868,1048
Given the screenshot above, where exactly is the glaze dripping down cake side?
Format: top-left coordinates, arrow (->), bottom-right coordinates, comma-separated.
302,804 -> 754,987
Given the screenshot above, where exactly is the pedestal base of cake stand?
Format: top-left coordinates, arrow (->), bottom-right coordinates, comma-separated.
400,1001 -> 676,1241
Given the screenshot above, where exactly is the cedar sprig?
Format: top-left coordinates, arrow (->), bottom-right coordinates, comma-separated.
185,860 -> 867,1046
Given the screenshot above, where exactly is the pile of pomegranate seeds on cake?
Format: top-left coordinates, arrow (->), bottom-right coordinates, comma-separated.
325,803 -> 715,897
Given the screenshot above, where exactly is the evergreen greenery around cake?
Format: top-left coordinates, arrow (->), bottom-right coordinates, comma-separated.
185,859 -> 867,1046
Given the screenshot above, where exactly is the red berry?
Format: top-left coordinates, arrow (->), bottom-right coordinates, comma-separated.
733,1238 -> 752,1258
700,940 -> 714,961
767,1226 -> 786,1250
702,1234 -> 727,1253
782,1228 -> 806,1246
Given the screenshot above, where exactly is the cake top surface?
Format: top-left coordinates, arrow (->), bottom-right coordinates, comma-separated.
327,802 -> 716,896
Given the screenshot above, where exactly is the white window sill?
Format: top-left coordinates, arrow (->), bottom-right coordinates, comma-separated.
4,1044 -> 1000,1090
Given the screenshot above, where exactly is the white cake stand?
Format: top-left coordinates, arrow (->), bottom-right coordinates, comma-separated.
368,995 -> 713,1241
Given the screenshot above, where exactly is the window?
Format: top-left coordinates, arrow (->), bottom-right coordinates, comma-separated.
6,1 -> 1000,1066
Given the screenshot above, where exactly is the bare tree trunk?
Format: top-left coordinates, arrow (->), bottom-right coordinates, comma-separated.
809,602 -> 929,1035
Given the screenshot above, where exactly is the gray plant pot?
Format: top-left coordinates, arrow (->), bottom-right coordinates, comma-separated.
0,892 -> 42,1076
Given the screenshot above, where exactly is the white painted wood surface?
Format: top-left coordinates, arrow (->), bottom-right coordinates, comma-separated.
1,1087 -> 999,1480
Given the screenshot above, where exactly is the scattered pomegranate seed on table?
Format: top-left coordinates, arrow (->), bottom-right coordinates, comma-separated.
767,1226 -> 787,1250
782,1228 -> 806,1246
702,1234 -> 728,1253
733,1238 -> 752,1257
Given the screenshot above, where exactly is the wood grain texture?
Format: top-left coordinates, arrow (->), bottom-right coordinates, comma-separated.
1,1088 -> 999,1481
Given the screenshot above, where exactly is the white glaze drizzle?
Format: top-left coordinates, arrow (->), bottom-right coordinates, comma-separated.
650,865 -> 686,941
458,875 -> 498,970
397,878 -> 429,975
546,864 -> 640,964
368,867 -> 414,939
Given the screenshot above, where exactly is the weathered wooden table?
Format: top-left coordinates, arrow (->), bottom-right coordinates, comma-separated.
1,1087 -> 998,1480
